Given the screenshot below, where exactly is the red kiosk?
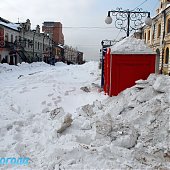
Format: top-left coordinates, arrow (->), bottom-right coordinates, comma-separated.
104,36 -> 156,96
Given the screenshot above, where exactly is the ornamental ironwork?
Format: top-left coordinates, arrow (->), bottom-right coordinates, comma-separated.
105,8 -> 152,37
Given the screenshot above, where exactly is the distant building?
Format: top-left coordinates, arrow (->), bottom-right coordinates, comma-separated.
64,45 -> 84,64
42,22 -> 64,45
42,21 -> 85,64
0,17 -> 52,65
54,44 -> 64,62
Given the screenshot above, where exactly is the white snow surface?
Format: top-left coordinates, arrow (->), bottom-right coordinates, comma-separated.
111,36 -> 155,54
0,62 -> 169,170
0,22 -> 20,31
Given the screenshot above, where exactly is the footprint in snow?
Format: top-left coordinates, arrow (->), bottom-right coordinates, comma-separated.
41,101 -> 46,105
10,104 -> 21,114
32,86 -> 38,89
47,103 -> 52,107
20,87 -> 29,93
42,107 -> 50,113
13,133 -> 23,142
48,93 -> 54,97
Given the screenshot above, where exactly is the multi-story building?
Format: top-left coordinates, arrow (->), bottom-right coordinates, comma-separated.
42,22 -> 64,45
142,0 -> 170,74
0,17 -> 52,65
42,21 -> 84,64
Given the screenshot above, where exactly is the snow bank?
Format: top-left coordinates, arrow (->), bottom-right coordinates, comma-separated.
111,36 -> 155,54
84,74 -> 170,169
0,62 -> 50,73
54,74 -> 170,169
0,61 -> 169,169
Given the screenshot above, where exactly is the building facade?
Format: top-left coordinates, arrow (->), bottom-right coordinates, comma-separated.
54,44 -> 64,62
64,45 -> 84,64
42,22 -> 64,45
0,17 -> 52,65
142,0 -> 170,74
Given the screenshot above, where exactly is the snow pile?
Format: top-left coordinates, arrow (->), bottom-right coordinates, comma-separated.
0,62 -> 52,84
78,74 -> 170,169
111,36 -> 155,54
47,74 -> 169,169
0,62 -> 169,169
0,62 -> 50,73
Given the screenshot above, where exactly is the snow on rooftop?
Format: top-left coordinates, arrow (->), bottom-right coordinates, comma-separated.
58,44 -> 64,48
0,21 -> 20,31
111,36 -> 155,54
166,3 -> 170,8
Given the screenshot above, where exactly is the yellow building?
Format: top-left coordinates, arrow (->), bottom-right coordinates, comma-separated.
142,0 -> 170,74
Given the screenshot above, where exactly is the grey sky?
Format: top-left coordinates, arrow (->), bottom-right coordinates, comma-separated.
0,0 -> 159,61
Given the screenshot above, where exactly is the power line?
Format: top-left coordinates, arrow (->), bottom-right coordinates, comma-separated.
114,30 -> 121,41
131,0 -> 148,11
62,26 -> 116,29
151,0 -> 159,14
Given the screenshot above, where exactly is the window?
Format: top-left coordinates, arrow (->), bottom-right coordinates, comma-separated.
148,30 -> 150,40
157,24 -> 161,37
165,47 -> 169,64
5,33 -> 8,41
152,24 -> 156,40
11,34 -> 13,43
15,36 -> 17,42
35,42 -> 37,49
5,55 -> 8,62
167,18 -> 170,33
40,43 -> 42,50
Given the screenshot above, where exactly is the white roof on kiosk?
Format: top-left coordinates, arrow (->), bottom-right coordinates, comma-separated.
111,36 -> 155,54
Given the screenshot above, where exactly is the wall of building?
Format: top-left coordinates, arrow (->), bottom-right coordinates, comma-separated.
142,0 -> 170,74
0,18 -> 53,65
42,22 -> 64,45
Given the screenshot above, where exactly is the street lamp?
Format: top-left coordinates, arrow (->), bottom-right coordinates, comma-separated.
100,40 -> 117,88
105,8 -> 152,37
101,40 -> 104,88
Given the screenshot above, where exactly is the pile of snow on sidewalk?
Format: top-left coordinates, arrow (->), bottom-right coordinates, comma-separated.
0,62 -> 169,169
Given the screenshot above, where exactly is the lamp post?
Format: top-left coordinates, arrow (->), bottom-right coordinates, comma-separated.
101,40 -> 104,88
105,8 -> 152,37
101,40 -> 117,88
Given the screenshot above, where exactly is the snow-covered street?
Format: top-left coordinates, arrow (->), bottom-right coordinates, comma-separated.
0,62 -> 107,169
0,62 -> 170,170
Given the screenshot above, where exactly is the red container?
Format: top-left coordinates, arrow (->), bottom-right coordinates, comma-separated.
104,49 -> 156,96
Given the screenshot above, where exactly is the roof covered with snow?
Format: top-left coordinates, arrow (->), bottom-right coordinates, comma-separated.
111,36 -> 155,54
0,17 -> 20,31
57,44 -> 64,49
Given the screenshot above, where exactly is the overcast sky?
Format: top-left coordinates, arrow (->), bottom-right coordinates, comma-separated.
1,0 -> 159,61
